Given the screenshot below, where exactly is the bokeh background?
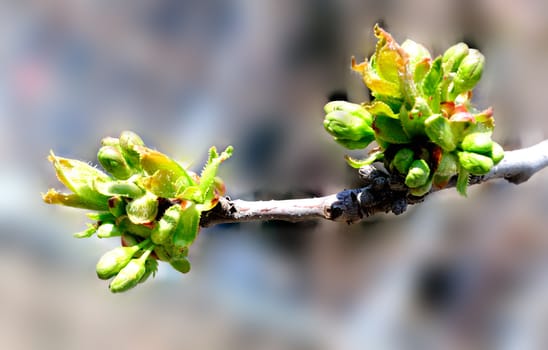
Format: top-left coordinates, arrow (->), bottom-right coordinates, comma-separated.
2,0 -> 548,349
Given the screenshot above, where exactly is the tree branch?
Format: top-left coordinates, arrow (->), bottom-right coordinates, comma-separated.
200,140 -> 548,227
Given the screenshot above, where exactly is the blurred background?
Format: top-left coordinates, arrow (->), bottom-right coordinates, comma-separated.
2,0 -> 548,349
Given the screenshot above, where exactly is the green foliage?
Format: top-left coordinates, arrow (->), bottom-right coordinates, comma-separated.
323,24 -> 502,196
43,131 -> 233,292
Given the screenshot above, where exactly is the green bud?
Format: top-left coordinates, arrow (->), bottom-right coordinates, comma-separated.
323,101 -> 375,150
96,240 -> 149,280
170,257 -> 191,274
491,142 -> 504,165
391,148 -> 414,174
119,131 -> 145,171
452,49 -> 485,95
151,204 -> 181,245
126,192 -> 159,224
442,43 -> 469,73
97,145 -> 133,180
109,245 -> 153,293
461,132 -> 493,155
405,159 -> 431,188
96,222 -> 123,238
425,114 -> 457,151
458,151 -> 493,175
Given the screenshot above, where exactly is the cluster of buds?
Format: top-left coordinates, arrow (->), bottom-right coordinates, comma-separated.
43,131 -> 232,292
324,25 -> 503,196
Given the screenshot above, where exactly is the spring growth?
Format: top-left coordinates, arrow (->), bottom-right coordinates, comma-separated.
109,243 -> 154,293
96,239 -> 151,280
323,24 -> 503,197
43,130 -> 233,292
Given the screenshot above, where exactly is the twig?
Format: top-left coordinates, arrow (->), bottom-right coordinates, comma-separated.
200,140 -> 548,227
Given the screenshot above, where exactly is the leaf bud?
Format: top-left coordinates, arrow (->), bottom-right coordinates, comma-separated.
452,49 -> 485,95
126,192 -> 159,224
109,245 -> 153,293
97,145 -> 133,180
405,159 -> 431,188
96,241 -> 148,280
442,43 -> 469,73
461,132 -> 493,155
458,151 -> 494,175
323,101 -> 375,150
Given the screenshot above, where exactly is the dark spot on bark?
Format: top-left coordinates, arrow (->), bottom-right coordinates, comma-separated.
391,197 -> 407,215
329,205 -> 343,220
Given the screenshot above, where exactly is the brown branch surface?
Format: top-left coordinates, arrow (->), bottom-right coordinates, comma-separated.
200,140 -> 548,227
